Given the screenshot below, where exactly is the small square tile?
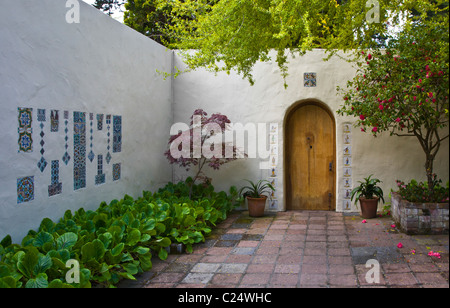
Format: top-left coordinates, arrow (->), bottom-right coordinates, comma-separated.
231,247 -> 256,255
240,273 -> 271,285
304,72 -> 317,87
211,273 -> 242,285
218,263 -> 247,274
182,273 -> 214,284
300,274 -> 327,286
270,273 -> 299,286
191,263 -> 221,273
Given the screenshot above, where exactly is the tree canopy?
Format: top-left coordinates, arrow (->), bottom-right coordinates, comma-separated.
141,0 -> 447,85
337,4 -> 449,188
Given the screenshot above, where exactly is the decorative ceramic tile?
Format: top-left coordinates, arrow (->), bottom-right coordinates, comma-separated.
73,111 -> 86,190
113,163 -> 121,181
50,110 -> 59,132
37,109 -> 46,122
95,154 -> 106,185
37,109 -> 47,172
97,114 -> 104,131
18,107 -> 33,153
62,111 -> 71,165
304,72 -> 317,87
342,123 -> 353,211
17,176 -> 34,204
48,160 -> 62,197
88,113 -> 95,163
113,115 -> 122,153
106,115 -> 111,164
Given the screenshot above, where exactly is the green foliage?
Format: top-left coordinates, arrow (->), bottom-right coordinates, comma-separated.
337,5 -> 449,189
351,175 -> 385,205
238,179 -> 275,199
395,176 -> 449,203
0,180 -> 238,288
145,0 -> 443,86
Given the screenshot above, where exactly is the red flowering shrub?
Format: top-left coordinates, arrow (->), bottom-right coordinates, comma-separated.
337,19 -> 449,191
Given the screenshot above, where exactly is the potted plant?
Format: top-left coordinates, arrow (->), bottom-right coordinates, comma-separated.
350,175 -> 385,219
238,180 -> 275,217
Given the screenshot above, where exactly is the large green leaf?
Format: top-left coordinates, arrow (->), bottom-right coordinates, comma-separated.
34,254 -> 52,275
0,235 -> 12,248
56,232 -> 78,250
138,253 -> 152,272
32,232 -> 54,248
0,276 -> 17,288
126,228 -> 141,246
39,218 -> 55,232
25,273 -> 48,288
81,239 -> 106,262
17,248 -> 39,279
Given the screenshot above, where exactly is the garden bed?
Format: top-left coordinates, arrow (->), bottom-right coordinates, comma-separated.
391,192 -> 449,235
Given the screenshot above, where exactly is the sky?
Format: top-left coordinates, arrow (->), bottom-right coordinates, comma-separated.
81,0 -> 125,23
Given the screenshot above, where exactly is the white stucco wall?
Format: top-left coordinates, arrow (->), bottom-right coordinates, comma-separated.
173,50 -> 449,213
0,0 -> 173,242
0,0 -> 448,242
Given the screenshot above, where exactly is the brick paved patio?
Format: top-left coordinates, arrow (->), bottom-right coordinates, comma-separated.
118,210 -> 449,288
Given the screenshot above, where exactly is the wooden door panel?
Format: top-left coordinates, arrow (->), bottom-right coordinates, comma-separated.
286,104 -> 335,210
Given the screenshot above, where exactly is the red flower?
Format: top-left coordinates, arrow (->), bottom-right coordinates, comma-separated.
368,54 -> 372,60
372,127 -> 378,133
395,118 -> 401,122
359,115 -> 365,120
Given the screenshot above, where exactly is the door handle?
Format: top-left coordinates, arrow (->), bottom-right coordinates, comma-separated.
329,161 -> 333,172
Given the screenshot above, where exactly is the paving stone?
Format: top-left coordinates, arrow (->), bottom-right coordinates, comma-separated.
191,263 -> 221,273
117,210 -> 449,289
218,263 -> 247,273
181,273 -> 214,284
231,247 -> 257,255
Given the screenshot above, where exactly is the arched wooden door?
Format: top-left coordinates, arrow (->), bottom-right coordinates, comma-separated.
285,102 -> 336,210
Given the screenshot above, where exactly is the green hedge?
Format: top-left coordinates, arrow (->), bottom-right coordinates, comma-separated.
0,180 -> 239,288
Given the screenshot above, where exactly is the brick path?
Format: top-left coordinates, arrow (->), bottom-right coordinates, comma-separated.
119,210 -> 449,288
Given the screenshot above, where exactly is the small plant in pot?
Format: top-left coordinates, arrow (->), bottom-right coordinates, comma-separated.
238,180 -> 275,217
351,175 -> 385,219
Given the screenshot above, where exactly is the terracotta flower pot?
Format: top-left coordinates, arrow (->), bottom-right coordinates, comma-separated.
359,197 -> 379,219
247,196 -> 267,217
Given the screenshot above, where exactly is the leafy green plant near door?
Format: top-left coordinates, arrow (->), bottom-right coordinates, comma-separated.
0,180 -> 238,288
351,175 -> 385,219
238,180 -> 275,217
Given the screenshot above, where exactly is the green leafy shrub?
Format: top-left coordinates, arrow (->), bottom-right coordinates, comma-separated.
0,180 -> 238,288
395,176 -> 449,203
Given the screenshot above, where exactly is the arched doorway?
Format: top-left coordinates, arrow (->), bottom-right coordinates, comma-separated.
285,101 -> 336,210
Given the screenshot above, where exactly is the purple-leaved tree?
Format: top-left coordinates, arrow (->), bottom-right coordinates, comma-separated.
165,109 -> 246,191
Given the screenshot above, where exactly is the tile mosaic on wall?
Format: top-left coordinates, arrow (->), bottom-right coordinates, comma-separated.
48,160 -> 62,197
106,115 -> 112,164
62,111 -> 71,165
37,109 -> 48,172
113,116 -> 122,153
73,111 -> 87,190
88,113 -> 95,163
15,108 -> 123,202
113,163 -> 121,181
17,176 -> 34,204
18,107 -> 33,153
95,154 -> 106,185
304,72 -> 317,87
50,110 -> 59,132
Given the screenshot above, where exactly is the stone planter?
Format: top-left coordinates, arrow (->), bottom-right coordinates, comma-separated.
391,192 -> 449,235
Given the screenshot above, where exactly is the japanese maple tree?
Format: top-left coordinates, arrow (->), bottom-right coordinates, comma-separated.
337,17 -> 449,191
165,109 -> 245,188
